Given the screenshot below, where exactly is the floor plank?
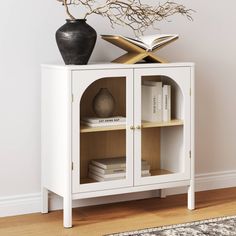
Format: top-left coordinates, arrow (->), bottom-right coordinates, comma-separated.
1,188 -> 236,236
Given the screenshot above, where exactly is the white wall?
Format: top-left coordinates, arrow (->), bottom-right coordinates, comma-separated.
1,0 -> 236,209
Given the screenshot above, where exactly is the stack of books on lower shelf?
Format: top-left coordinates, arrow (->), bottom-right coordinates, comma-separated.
89,157 -> 126,182
142,160 -> 151,177
81,116 -> 126,127
88,157 -> 151,182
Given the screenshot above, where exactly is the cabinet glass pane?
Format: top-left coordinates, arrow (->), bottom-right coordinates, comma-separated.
140,75 -> 184,178
79,77 -> 127,184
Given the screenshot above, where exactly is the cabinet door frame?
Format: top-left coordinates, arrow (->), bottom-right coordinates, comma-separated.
72,69 -> 134,193
134,67 -> 191,186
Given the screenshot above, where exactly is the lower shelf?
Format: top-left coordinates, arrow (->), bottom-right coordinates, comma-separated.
80,169 -> 174,184
80,178 -> 97,184
149,169 -> 173,176
80,178 -> 125,184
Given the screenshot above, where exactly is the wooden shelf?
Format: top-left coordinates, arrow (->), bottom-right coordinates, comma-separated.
81,170 -> 173,183
80,178 -> 98,184
80,119 -> 183,133
142,119 -> 183,129
150,169 -> 173,176
80,177 -> 125,184
80,124 -> 126,133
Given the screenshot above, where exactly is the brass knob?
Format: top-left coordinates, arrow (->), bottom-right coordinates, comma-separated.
136,125 -> 142,129
130,126 -> 135,130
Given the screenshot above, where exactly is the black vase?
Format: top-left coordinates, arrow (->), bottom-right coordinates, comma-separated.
56,19 -> 97,65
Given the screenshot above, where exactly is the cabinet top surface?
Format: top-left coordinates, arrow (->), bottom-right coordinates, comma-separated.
41,62 -> 194,70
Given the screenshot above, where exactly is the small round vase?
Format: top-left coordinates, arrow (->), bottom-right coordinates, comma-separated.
92,88 -> 116,118
55,19 -> 97,65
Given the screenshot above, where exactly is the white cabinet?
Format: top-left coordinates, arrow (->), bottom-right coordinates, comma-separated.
41,63 -> 195,228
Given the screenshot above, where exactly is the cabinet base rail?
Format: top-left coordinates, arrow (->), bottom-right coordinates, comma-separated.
41,180 -> 195,228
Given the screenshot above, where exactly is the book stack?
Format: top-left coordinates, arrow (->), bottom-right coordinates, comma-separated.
81,116 -> 126,127
89,157 -> 126,182
142,81 -> 171,122
141,160 -> 151,177
88,157 -> 151,182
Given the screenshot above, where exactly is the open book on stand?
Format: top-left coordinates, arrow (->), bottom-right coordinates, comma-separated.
101,34 -> 178,51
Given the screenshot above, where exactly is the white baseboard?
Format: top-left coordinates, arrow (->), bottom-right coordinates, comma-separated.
0,193 -> 41,217
1,170 -> 236,217
165,170 -> 236,195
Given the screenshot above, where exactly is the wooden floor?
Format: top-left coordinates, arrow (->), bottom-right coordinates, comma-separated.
1,188 -> 236,236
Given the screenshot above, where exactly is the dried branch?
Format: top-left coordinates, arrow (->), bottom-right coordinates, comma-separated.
57,0 -> 76,19
56,0 -> 194,35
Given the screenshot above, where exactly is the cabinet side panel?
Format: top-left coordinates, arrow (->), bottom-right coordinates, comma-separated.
41,67 -> 71,197
190,65 -> 195,183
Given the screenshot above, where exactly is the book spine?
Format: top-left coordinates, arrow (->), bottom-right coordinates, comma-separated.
155,83 -> 162,122
90,160 -> 126,170
152,91 -> 157,120
143,81 -> 162,122
141,164 -> 151,171
141,172 -> 151,177
88,172 -> 105,182
89,164 -> 125,174
167,85 -> 171,121
90,160 -> 107,169
89,172 -> 125,182
142,85 -> 158,122
141,170 -> 150,175
89,169 -> 126,179
162,85 -> 171,122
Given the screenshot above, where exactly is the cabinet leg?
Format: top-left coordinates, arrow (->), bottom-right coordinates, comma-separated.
63,196 -> 72,228
188,183 -> 195,210
41,187 -> 48,214
160,189 -> 167,198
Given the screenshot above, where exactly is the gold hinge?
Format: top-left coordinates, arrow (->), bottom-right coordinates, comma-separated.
71,162 -> 74,170
189,150 -> 191,158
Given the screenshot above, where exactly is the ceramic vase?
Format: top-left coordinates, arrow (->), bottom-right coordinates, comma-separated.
56,19 -> 97,65
92,88 -> 116,118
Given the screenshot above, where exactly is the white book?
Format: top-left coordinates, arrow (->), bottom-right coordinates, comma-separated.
142,164 -> 151,171
89,164 -> 125,175
89,169 -> 126,179
82,116 -> 126,124
162,85 -> 171,122
142,172 -> 151,177
141,170 -> 150,175
143,81 -> 162,122
81,120 -> 126,127
89,172 -> 125,182
91,157 -> 126,170
101,34 -> 178,51
91,158 -> 148,170
142,85 -> 158,122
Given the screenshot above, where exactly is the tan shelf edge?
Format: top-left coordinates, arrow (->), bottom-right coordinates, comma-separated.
142,119 -> 184,129
80,119 -> 183,133
81,169 -> 173,184
150,169 -> 173,176
80,124 -> 126,133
